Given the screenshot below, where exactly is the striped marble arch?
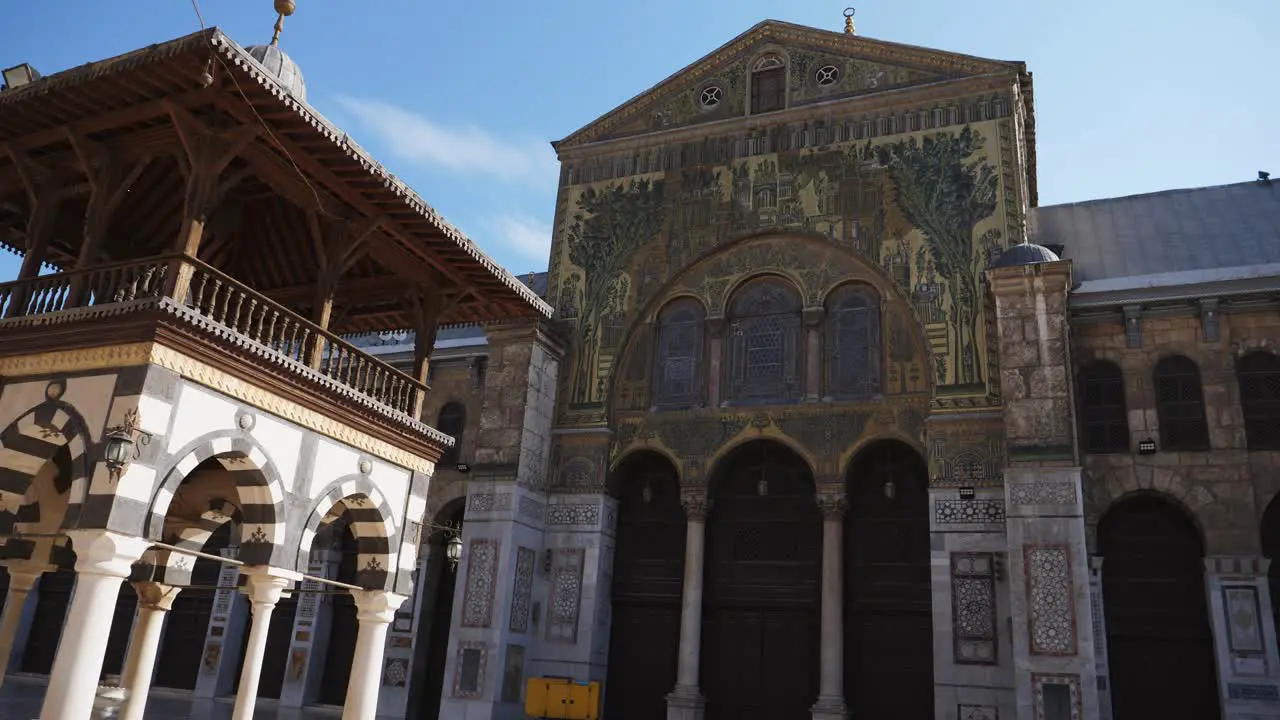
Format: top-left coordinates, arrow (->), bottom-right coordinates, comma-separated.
148,434 -> 287,567
0,393 -> 91,539
299,476 -> 398,591
135,499 -> 241,587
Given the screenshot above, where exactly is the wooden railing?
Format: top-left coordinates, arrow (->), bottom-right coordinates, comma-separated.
0,256 -> 428,418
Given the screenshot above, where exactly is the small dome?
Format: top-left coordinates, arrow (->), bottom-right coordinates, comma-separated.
992,242 -> 1061,269
246,44 -> 306,101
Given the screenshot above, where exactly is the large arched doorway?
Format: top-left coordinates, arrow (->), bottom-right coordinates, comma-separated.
603,452 -> 684,720
153,523 -> 234,690
408,501 -> 466,719
701,440 -> 820,720
844,439 -> 934,718
1099,494 -> 1220,719
1262,494 -> 1280,672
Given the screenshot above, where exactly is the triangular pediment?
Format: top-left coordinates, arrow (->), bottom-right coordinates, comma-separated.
554,20 -> 1024,150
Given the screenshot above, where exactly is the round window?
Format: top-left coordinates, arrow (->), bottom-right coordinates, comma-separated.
815,65 -> 841,87
699,86 -> 723,108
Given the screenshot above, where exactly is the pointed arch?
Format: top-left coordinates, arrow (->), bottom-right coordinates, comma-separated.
0,391 -> 93,537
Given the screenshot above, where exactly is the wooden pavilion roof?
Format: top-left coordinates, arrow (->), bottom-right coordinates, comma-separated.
0,28 -> 553,333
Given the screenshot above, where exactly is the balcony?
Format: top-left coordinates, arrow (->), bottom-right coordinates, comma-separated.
0,254 -> 433,436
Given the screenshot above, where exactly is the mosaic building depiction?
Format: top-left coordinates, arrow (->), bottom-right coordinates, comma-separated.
1,8 -> 1280,720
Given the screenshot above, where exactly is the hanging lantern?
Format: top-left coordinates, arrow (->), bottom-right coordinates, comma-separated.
882,478 -> 897,500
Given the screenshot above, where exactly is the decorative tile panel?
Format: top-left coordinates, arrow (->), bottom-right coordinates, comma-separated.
518,495 -> 546,523
547,503 -> 601,527
1009,480 -> 1077,506
461,539 -> 499,628
509,546 -> 536,633
382,657 -> 408,687
952,553 -> 998,665
1031,673 -> 1081,720
468,492 -> 513,512
453,641 -> 487,698
547,547 -> 585,643
1223,585 -> 1266,654
959,705 -> 998,720
935,498 -> 1005,524
1026,544 -> 1077,656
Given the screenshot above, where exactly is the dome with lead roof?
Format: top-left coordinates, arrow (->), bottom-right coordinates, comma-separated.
992,242 -> 1061,269
246,43 -> 306,101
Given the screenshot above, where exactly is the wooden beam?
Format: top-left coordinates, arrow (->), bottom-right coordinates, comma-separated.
2,88 -> 217,155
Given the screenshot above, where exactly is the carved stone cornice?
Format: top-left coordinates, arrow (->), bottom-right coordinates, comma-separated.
815,493 -> 848,520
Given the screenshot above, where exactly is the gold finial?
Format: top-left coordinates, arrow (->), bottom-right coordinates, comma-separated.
843,7 -> 856,35
270,0 -> 297,46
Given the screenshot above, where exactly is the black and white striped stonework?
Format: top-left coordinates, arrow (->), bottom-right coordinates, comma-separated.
148,435 -> 287,567
0,392 -> 91,538
395,471 -> 431,596
300,477 -> 398,591
134,499 -> 241,586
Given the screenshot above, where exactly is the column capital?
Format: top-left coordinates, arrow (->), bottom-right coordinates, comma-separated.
350,589 -> 408,624
802,306 -> 826,327
1,561 -> 56,588
815,493 -> 848,520
238,568 -> 296,605
680,489 -> 711,521
65,529 -> 151,578
132,581 -> 181,612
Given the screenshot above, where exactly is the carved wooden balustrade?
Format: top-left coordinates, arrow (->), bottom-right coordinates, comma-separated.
0,255 -> 429,420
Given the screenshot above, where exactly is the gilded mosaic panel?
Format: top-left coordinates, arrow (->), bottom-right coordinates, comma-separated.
550,114 -> 1017,423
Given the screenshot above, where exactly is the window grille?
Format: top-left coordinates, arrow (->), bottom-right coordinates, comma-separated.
1153,355 -> 1210,451
436,402 -> 466,465
824,284 -> 881,398
1077,361 -> 1129,453
1238,351 -> 1280,450
652,298 -> 705,408
725,279 -> 803,404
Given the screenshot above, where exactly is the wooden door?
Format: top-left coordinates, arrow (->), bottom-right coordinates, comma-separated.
603,453 -> 684,720
844,441 -> 934,719
320,526 -> 361,705
701,441 -> 820,720
1100,495 -> 1220,720
154,549 -> 227,689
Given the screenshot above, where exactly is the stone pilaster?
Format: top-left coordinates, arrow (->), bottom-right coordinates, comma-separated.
989,258 -> 1102,720
1087,557 -> 1114,720
193,549 -> 247,699
1202,556 -> 1280,719
278,555 -> 335,708
437,321 -> 561,719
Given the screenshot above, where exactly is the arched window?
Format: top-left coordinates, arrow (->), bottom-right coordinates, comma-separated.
751,54 -> 787,114
1154,356 -> 1210,452
436,402 -> 466,466
824,284 -> 881,398
652,298 -> 705,409
726,277 -> 803,404
1238,351 -> 1280,450
1077,360 -> 1130,453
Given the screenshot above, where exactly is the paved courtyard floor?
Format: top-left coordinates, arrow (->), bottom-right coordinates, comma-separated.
0,674 -> 345,719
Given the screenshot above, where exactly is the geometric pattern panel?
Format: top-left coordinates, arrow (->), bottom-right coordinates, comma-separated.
509,546 -> 536,633
935,499 -> 1006,525
461,539 -> 500,628
952,552 -> 998,665
1025,544 -> 1077,656
546,547 -> 585,643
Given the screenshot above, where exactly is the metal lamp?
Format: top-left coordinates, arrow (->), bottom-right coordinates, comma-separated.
1,63 -> 41,91
103,429 -> 137,472
445,532 -> 463,568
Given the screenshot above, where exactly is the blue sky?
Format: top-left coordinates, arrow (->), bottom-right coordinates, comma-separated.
0,0 -> 1274,282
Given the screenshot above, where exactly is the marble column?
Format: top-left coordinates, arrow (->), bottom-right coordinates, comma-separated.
342,590 -> 407,720
812,494 -> 848,719
40,530 -> 150,720
231,570 -> 293,720
706,319 -> 724,407
0,563 -> 51,687
120,581 -> 180,720
667,491 -> 709,720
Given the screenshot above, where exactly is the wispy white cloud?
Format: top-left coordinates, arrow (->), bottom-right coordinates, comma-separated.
491,215 -> 554,264
332,96 -> 558,187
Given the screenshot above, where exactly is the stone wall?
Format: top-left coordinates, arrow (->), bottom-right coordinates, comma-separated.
1072,310 -> 1280,555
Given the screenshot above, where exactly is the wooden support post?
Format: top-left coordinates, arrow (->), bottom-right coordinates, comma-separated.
304,212 -> 385,369
165,102 -> 259,302
66,130 -> 152,305
2,144 -> 75,318
409,285 -> 444,420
